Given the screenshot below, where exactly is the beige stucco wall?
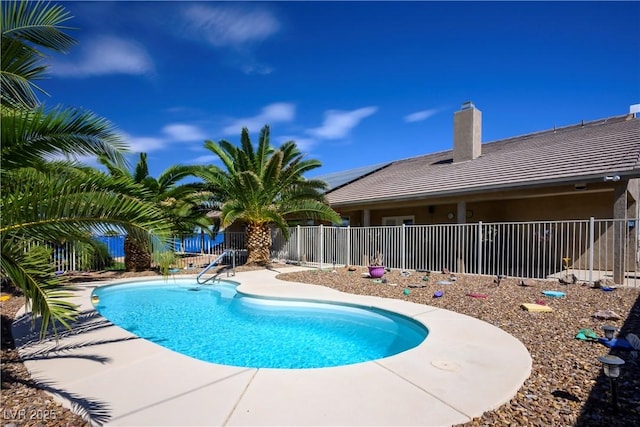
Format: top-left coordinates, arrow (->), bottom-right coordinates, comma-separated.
336,190 -> 615,226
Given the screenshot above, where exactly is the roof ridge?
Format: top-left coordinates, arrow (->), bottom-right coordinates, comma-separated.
485,113 -> 634,145
388,113 -> 636,165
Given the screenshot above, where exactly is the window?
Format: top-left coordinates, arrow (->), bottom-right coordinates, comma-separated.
382,215 -> 414,226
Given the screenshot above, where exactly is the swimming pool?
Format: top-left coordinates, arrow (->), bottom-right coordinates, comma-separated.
91,278 -> 428,369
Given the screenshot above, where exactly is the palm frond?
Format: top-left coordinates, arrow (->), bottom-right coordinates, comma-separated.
0,239 -> 78,338
255,125 -> 273,174
1,0 -> 77,108
0,38 -> 48,108
1,0 -> 76,51
132,152 -> 149,183
1,104 -> 127,170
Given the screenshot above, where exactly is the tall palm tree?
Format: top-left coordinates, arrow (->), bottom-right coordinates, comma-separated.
99,153 -> 216,271
0,0 -> 169,337
201,125 -> 340,265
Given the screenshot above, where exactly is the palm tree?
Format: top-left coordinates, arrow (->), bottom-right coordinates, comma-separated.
99,153 -> 216,271
1,165 -> 170,335
200,125 -> 340,265
0,0 -> 169,336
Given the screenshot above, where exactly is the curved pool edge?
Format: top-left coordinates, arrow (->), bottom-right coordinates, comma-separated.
12,267 -> 532,427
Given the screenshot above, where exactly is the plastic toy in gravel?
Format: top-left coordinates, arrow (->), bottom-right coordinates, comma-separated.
542,290 -> 565,298
436,280 -> 454,285
466,292 -> 488,299
421,275 -> 430,281
598,337 -> 633,349
575,328 -> 598,341
372,279 -> 383,284
521,303 -> 553,312
403,288 -> 410,295
400,270 -> 411,277
592,309 -> 622,320
433,291 -> 443,298
0,295 -> 11,302
601,286 -> 616,292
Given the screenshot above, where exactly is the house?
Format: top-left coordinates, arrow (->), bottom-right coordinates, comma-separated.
322,102 -> 640,227
318,102 -> 640,283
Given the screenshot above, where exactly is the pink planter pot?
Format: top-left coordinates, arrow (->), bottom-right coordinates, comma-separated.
368,266 -> 385,278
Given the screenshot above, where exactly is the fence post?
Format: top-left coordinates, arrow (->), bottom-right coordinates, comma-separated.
589,217 -> 594,284
319,224 -> 324,270
296,225 -> 301,263
347,226 -> 351,266
401,224 -> 406,271
477,221 -> 483,275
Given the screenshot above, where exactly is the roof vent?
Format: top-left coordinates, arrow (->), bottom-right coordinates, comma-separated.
630,103 -> 640,118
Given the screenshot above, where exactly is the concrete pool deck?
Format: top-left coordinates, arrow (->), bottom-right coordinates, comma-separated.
13,267 -> 532,426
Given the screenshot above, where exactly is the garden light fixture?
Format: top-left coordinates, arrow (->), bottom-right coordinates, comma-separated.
598,355 -> 625,413
602,325 -> 617,341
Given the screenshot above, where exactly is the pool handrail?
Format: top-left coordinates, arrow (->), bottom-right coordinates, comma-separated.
197,249 -> 235,284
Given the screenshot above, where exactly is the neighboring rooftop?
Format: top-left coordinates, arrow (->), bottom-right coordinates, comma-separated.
326,114 -> 640,206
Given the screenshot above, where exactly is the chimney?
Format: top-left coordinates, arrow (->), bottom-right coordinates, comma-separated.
453,101 -> 482,162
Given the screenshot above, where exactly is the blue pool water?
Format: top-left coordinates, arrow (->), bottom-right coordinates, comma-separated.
91,279 -> 428,369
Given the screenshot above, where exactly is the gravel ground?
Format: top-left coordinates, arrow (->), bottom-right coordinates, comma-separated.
1,265 -> 639,426
1,294 -> 90,427
277,266 -> 640,427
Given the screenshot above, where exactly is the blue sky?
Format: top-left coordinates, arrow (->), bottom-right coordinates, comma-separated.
41,1 -> 640,179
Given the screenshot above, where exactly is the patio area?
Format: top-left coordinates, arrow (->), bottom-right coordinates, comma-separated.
12,267 -> 531,426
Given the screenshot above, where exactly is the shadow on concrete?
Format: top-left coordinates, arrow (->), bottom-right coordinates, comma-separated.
10,308 -> 142,426
1,369 -> 112,425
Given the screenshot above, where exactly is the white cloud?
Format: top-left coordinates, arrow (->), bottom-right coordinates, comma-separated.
307,107 -> 378,140
222,102 -> 295,135
190,154 -> 219,164
125,136 -> 167,153
50,36 -> 153,77
183,5 -> 280,48
241,63 -> 275,75
120,123 -> 207,153
404,108 -> 440,123
162,124 -> 207,142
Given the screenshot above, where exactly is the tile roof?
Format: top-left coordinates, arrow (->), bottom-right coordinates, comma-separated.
326,114 -> 640,206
